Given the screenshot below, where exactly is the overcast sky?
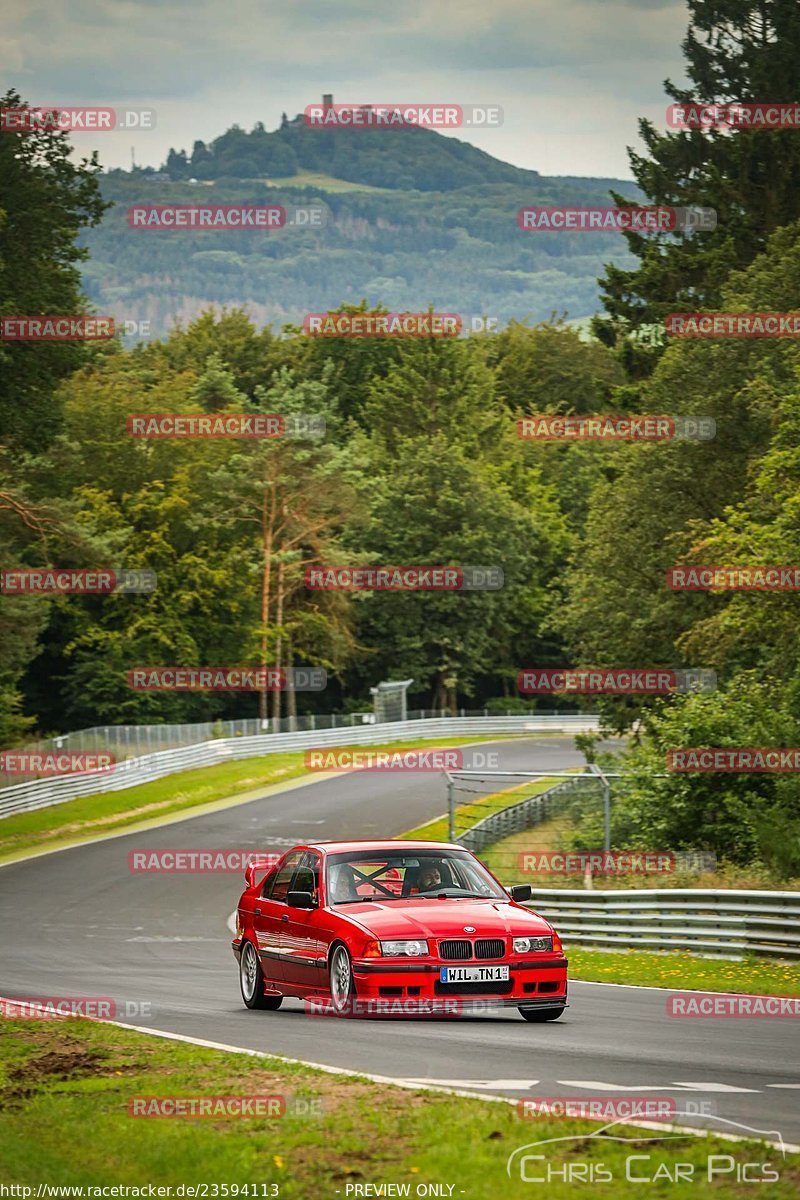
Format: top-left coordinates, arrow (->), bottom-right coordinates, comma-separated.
2,0 -> 690,178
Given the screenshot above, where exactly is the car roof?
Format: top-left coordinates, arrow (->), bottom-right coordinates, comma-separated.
302,840 -> 465,855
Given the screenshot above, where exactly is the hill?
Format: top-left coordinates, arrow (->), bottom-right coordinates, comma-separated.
86,112 -> 639,336
158,102 -> 545,192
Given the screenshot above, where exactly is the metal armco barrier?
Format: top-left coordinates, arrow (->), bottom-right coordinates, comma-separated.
454,778 -> 800,960
525,889 -> 800,959
0,715 -> 599,820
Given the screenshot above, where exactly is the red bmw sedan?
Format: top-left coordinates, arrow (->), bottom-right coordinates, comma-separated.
232,840 -> 568,1020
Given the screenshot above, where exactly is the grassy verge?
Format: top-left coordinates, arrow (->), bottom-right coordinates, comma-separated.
567,947 -> 800,996
399,776 -> 558,844
0,736 -> 530,864
483,817 -> 800,891
0,1018 -> 796,1196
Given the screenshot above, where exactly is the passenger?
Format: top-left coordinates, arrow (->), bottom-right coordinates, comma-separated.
329,863 -> 360,902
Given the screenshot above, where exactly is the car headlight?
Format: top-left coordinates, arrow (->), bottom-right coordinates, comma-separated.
513,936 -> 553,953
380,939 -> 429,956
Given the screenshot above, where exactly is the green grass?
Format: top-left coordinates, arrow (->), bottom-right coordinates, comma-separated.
266,170 -> 397,193
399,776 -> 559,844
567,946 -> 800,996
0,1018 -> 796,1195
0,736 -> 527,864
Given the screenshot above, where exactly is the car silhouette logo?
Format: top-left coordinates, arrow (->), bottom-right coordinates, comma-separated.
464,926 -> 476,933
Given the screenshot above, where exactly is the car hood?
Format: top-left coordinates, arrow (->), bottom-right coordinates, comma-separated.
335,898 -> 554,940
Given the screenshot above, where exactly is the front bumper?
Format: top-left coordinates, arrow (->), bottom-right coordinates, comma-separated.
351,955 -> 568,1006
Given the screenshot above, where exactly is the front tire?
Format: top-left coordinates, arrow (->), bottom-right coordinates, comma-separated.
518,1005 -> 565,1022
329,944 -> 355,1016
240,941 -> 282,1010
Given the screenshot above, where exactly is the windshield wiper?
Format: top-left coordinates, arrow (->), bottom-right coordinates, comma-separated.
428,889 -> 494,899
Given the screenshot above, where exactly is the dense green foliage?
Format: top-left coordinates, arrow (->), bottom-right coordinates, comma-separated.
163,112 -> 543,191
83,172 -> 637,332
4,0 -> 800,881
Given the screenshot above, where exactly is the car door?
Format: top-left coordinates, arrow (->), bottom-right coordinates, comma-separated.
281,851 -> 327,992
254,850 -> 304,984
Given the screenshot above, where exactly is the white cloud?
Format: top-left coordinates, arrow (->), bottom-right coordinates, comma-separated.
2,0 -> 690,176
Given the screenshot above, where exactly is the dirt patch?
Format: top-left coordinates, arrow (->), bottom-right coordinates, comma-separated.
9,1045 -> 106,1084
0,1038 -> 108,1108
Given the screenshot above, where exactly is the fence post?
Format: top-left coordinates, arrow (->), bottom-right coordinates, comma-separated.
603,782 -> 611,853
447,778 -> 456,843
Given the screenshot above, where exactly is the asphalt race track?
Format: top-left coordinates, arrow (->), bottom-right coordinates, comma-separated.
1,737 -> 798,1147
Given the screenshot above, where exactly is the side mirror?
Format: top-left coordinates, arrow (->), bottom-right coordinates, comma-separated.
510,884 -> 532,902
287,890 -> 316,909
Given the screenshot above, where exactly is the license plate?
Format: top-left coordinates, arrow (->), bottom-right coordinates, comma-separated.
439,965 -> 510,983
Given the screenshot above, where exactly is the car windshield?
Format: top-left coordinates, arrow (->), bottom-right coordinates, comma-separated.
325,850 -> 506,905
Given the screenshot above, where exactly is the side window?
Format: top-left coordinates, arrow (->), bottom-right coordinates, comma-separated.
293,851 -> 321,898
263,851 -> 304,901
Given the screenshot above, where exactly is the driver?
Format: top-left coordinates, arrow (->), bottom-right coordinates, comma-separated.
417,862 -> 443,891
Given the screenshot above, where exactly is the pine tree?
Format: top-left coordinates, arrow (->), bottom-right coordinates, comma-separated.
596,0 -> 800,363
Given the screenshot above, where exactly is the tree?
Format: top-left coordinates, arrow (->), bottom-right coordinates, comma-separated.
199,365 -> 357,722
0,89 -> 109,450
347,337 -> 568,708
166,148 -> 189,178
589,679 -> 800,877
556,219 -> 800,730
595,0 -> 800,356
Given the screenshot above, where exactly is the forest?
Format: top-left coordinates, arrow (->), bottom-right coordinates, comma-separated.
3,1 -> 800,874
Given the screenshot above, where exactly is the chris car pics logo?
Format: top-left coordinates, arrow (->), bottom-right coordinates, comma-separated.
507,1115 -> 786,1184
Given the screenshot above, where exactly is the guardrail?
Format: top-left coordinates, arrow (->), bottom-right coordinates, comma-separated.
1,707 -> 587,781
0,714 -> 598,821
525,888 -> 800,959
454,780 -> 800,959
